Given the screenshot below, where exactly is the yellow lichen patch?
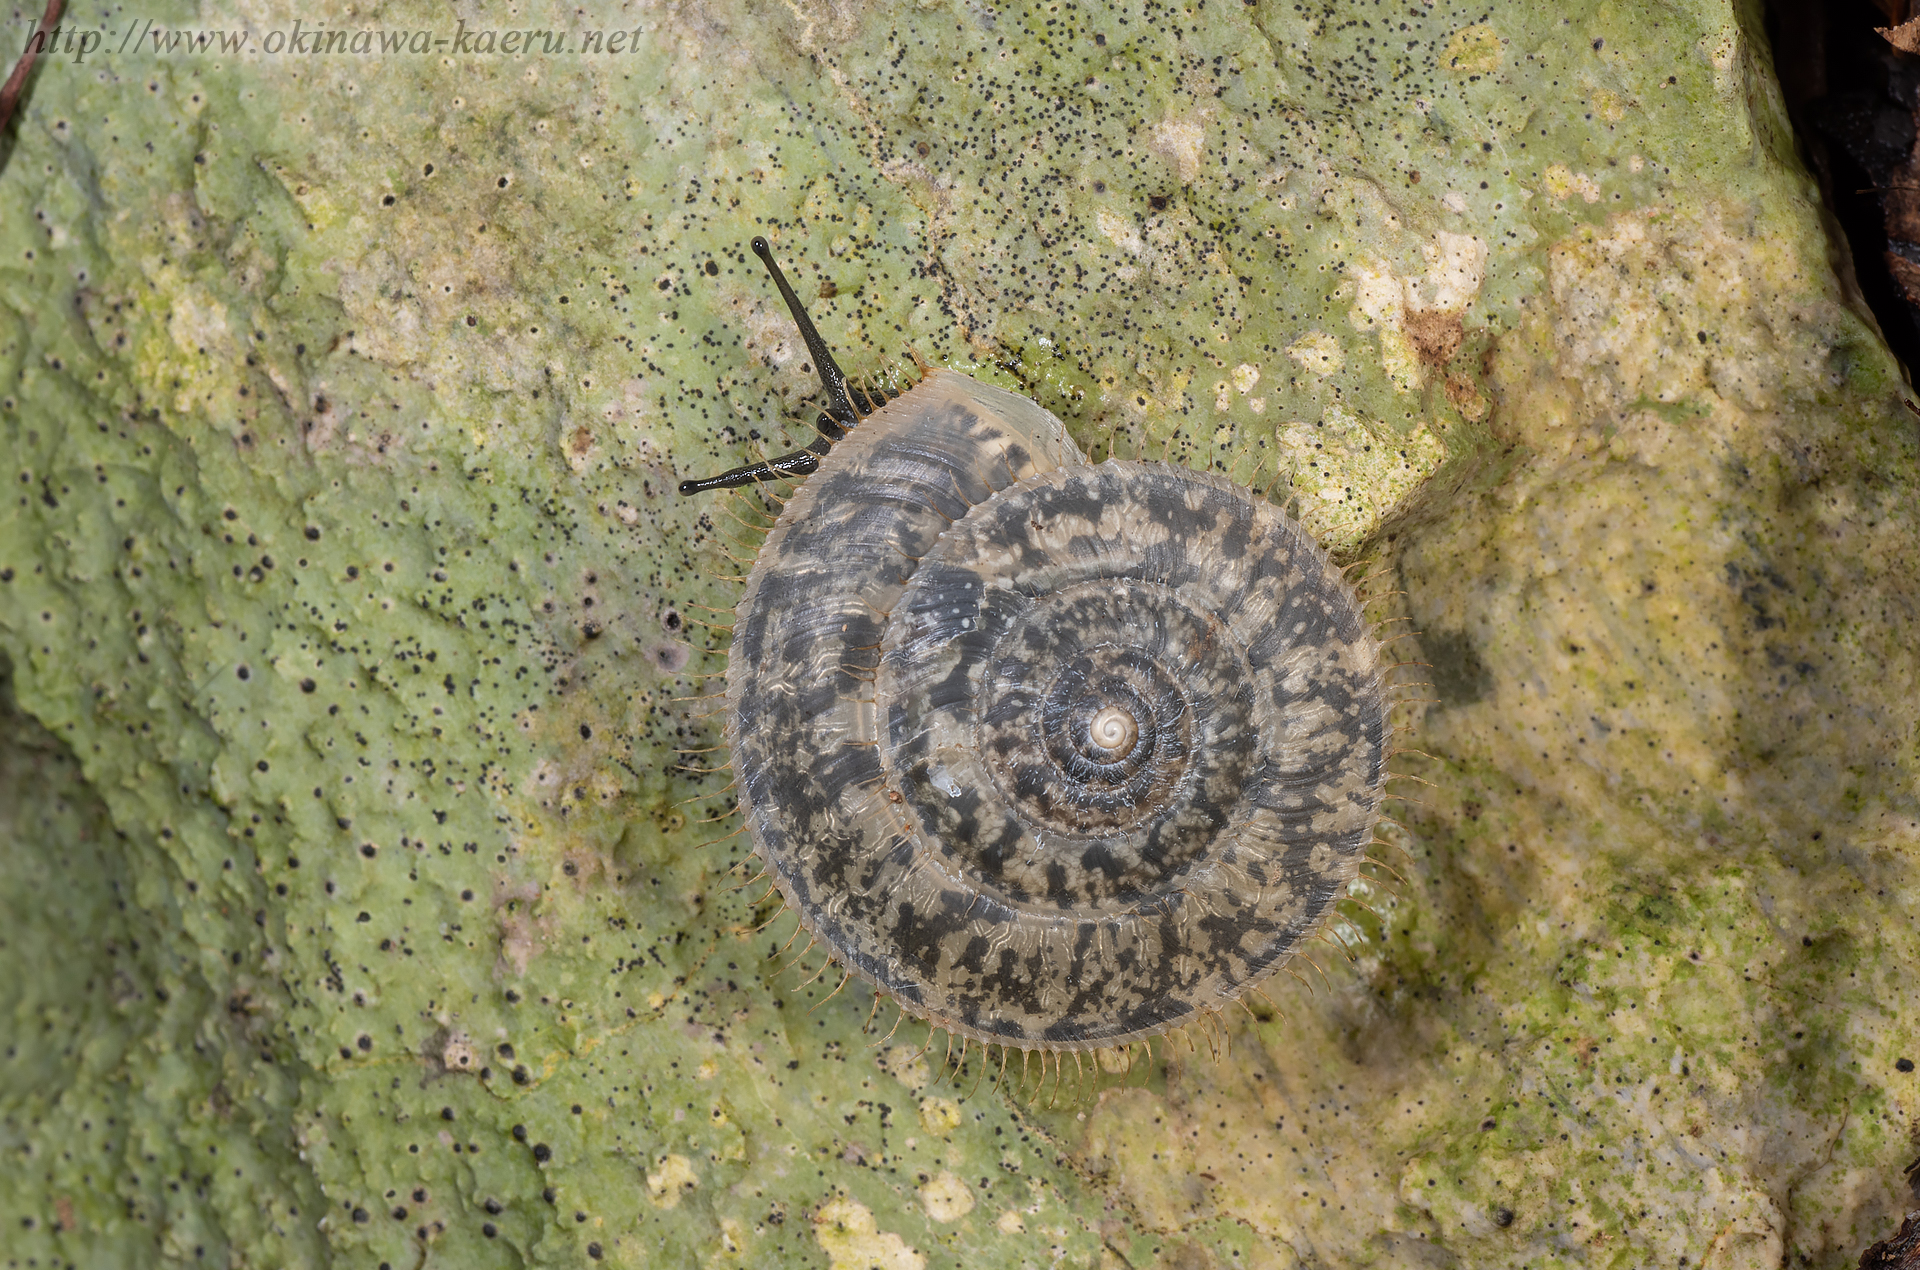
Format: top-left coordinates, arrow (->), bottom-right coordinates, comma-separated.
1441,24 -> 1503,74
645,1154 -> 700,1209
1543,163 -> 1603,204
1529,207 -> 1797,426
1279,406 -> 1447,554
1070,1029 -> 1501,1253
1076,1087 -> 1212,1229
812,1196 -> 925,1270
801,176 -> 849,229
917,1170 -> 975,1223
917,1096 -> 962,1135
1589,86 -> 1628,122
713,1216 -> 748,1257
136,277 -> 244,421
1422,204 -> 1827,805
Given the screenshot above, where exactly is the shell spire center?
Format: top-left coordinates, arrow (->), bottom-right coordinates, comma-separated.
1086,703 -> 1141,761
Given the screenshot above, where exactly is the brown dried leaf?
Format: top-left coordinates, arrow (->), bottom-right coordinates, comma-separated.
1878,17 -> 1920,55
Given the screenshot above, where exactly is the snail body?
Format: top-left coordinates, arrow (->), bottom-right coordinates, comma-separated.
687,241 -> 1388,1054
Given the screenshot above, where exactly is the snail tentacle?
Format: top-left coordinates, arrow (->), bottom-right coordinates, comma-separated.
679,241 -> 919,495
749,235 -> 861,440
677,442 -> 824,496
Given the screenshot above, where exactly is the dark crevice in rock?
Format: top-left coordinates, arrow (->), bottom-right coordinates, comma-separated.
1770,0 -> 1920,376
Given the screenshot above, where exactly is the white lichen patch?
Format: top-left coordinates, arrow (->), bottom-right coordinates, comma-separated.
1149,116 -> 1209,186
917,1171 -> 975,1223
1286,331 -> 1344,376
1096,207 -> 1145,258
1348,258 -> 1424,392
164,287 -> 233,364
813,1197 -> 925,1270
1417,232 -> 1489,312
878,1044 -> 933,1092
438,1030 -> 476,1073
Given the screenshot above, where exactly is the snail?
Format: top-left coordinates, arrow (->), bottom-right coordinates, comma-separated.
678,238 -> 1389,1073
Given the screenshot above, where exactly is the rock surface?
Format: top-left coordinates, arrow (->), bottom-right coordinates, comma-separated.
1,0 -> 1916,1267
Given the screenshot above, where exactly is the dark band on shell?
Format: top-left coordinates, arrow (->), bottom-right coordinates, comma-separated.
722,369 -> 1389,1052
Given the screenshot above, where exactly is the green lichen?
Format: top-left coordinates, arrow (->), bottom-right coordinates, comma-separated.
1,0 -> 1916,1267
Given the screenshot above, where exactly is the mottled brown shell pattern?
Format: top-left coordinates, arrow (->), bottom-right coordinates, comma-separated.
724,369 -> 1389,1052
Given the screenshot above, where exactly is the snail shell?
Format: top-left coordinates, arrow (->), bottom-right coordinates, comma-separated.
723,370 -> 1389,1052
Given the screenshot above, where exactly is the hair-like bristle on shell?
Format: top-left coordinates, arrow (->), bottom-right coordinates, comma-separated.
672,243 -> 1404,1090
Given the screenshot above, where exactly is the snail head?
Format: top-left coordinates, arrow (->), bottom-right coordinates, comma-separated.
677,238 -> 900,495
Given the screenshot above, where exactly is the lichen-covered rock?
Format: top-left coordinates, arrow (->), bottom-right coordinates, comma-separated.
0,1 -> 1914,1269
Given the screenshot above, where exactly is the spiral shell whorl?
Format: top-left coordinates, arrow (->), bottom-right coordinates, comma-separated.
726,372 -> 1387,1051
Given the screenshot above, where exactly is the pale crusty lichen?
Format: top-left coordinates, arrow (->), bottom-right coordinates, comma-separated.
1,0 -> 1916,1268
